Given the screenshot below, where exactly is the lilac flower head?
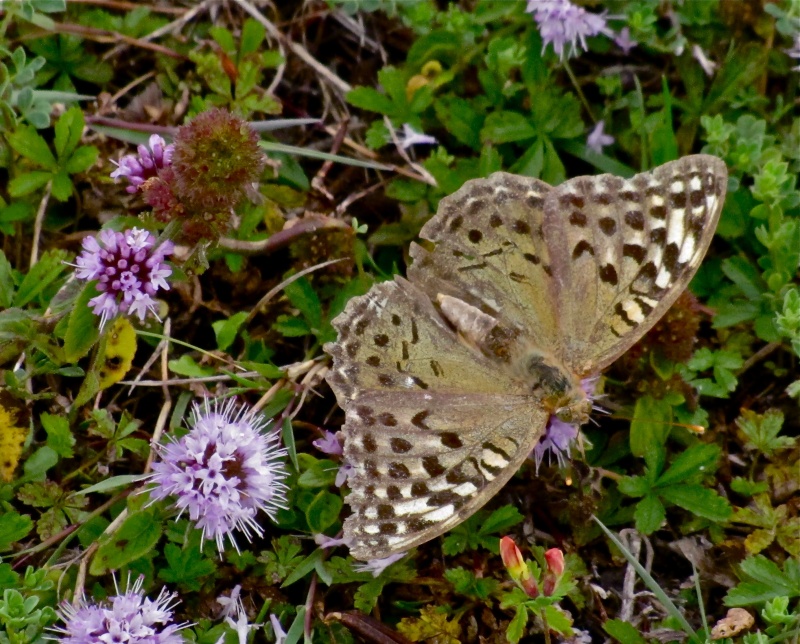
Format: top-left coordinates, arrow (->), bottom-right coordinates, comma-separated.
73,227 -> 174,329
587,120 -> 614,154
787,34 -> 800,71
313,430 -> 343,455
53,575 -> 186,644
526,0 -> 612,60
353,551 -> 407,577
148,397 -> 289,553
532,378 -> 597,472
398,123 -> 437,149
692,44 -> 717,77
614,27 -> 638,54
111,134 -> 174,194
269,615 -> 287,644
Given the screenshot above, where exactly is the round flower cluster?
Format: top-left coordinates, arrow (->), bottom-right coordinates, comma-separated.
74,227 -> 174,329
110,134 -> 174,194
53,576 -> 185,644
526,0 -> 612,60
148,398 -> 289,553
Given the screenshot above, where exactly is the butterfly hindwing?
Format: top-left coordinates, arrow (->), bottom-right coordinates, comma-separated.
325,279 -> 549,560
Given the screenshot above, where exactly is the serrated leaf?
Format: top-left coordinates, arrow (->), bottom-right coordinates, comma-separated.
54,106 -> 84,160
63,282 -> 100,361
0,512 -> 33,550
14,249 -> 68,307
481,110 -> 536,144
91,508 -> 162,575
659,484 -> 732,522
8,125 -> 57,169
629,395 -> 672,457
633,494 -> 665,534
603,619 -> 648,644
655,444 -> 720,487
480,504 -> 524,536
40,412 -> 74,458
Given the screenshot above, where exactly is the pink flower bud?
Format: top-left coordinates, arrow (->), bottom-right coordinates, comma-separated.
542,548 -> 565,596
500,537 -> 539,598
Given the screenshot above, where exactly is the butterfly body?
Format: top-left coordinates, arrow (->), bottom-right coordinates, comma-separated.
325,155 -> 727,560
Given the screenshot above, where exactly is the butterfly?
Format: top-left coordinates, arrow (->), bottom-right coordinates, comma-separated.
324,155 -> 727,561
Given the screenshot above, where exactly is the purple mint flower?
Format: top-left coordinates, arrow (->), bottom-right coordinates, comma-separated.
270,615 -> 287,644
313,430 -> 343,455
527,0 -> 612,60
73,227 -> 174,329
52,575 -> 186,644
148,398 -> 289,553
399,123 -> 437,149
353,551 -> 407,577
532,378 -> 597,471
110,134 -> 174,194
692,44 -> 717,77
587,120 -> 614,154
613,27 -> 638,54
787,34 -> 800,71
314,533 -> 352,549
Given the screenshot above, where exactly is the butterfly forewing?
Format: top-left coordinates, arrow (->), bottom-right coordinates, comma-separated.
543,155 -> 727,375
408,173 -> 560,351
325,279 -> 550,560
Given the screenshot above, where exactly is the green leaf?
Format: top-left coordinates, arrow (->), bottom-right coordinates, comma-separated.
63,282 -> 100,361
73,475 -> 145,496
91,508 -> 162,575
297,459 -> 338,488
272,316 -> 311,337
0,512 -> 33,550
506,606 -> 528,644
14,249 -> 68,307
346,86 -> 396,115
617,475 -> 650,498
629,395 -> 672,457
659,484 -> 732,522
633,494 -> 665,534
284,277 -> 321,329
281,548 -> 324,588
64,145 -> 99,173
305,491 -> 342,533
168,355 -> 215,378
8,171 -> 53,197
603,619 -> 648,644
8,125 -> 57,169
655,444 -> 721,487
41,412 -> 74,458
23,446 -> 58,480
158,543 -> 216,590
212,311 -> 248,351
481,111 -> 536,144
0,250 -> 15,308
54,106 -> 84,160
50,170 -> 74,201
480,504 -> 524,536
434,96 -> 482,149
240,18 -> 266,56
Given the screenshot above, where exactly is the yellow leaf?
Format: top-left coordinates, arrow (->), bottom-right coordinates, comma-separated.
0,390 -> 29,482
98,317 -> 137,390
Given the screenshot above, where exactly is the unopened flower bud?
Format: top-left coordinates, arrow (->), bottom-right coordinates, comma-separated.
500,536 -> 539,598
543,548 -> 565,596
